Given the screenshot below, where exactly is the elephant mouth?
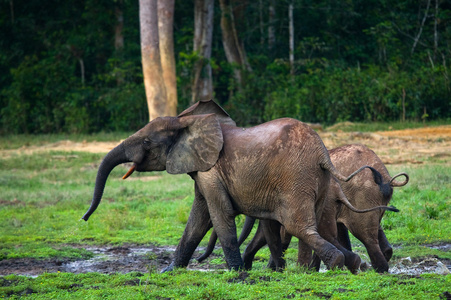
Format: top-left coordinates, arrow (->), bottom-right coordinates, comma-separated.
122,164 -> 136,179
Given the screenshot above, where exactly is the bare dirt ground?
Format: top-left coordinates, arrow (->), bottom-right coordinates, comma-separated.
3,124 -> 450,165
319,125 -> 451,165
1,125 -> 450,276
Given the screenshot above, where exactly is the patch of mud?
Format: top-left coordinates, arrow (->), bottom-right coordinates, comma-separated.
1,244 -> 449,277
0,245 -> 227,277
390,257 -> 451,275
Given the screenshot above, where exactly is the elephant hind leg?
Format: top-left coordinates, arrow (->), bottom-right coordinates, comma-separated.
298,239 -> 317,271
242,221 -> 268,270
261,220 -> 285,271
282,212 -> 344,269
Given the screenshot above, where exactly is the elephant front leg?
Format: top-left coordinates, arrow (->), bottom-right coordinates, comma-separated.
364,241 -> 389,273
208,207 -> 243,270
378,227 -> 393,262
283,205 -> 344,270
354,230 -> 389,273
162,187 -> 212,272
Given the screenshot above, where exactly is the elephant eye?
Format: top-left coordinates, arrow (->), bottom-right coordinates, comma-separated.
143,139 -> 151,145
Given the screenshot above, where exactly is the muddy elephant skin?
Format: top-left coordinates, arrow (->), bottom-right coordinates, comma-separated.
234,144 -> 408,273
82,100 -> 397,272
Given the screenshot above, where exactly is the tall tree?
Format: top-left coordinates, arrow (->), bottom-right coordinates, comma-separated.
289,2 -> 294,75
139,0 -> 176,120
268,0 -> 276,53
158,0 -> 177,115
192,0 -> 214,103
219,0 -> 251,89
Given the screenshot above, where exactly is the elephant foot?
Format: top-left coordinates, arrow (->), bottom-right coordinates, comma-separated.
360,261 -> 370,272
267,258 -> 286,272
373,261 -> 389,273
160,262 -> 175,273
345,253 -> 361,274
229,264 -> 244,271
382,247 -> 393,262
323,249 -> 344,270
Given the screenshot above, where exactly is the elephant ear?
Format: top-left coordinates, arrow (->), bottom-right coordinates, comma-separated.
178,99 -> 236,126
166,114 -> 223,174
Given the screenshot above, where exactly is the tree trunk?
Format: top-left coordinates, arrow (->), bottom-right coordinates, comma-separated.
158,0 -> 177,116
114,1 -> 124,86
140,0 -> 167,120
268,0 -> 275,52
411,0 -> 431,55
434,0 -> 438,59
192,0 -> 214,103
219,0 -> 251,89
114,2 -> 124,50
259,0 -> 264,45
289,2 -> 294,75
9,0 -> 14,24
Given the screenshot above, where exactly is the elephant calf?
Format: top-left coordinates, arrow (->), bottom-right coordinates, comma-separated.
198,144 -> 408,273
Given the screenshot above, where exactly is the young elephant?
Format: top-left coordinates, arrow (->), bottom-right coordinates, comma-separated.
198,144 -> 408,273
82,100 -> 398,272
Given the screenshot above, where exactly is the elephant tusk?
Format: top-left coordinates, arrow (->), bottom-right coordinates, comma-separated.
122,165 -> 136,179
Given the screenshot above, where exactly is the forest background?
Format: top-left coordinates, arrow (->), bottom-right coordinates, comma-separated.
1,0 -> 450,134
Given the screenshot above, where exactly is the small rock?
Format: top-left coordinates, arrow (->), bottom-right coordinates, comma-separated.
435,261 -> 451,275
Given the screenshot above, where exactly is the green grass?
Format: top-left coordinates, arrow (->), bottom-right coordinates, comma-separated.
0,131 -> 133,150
0,133 -> 450,299
1,269 -> 450,299
325,119 -> 450,132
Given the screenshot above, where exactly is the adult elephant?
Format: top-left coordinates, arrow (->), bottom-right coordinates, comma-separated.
199,144 -> 408,273
82,100 -> 397,272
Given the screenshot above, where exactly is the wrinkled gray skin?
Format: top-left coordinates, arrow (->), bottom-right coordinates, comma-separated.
201,145 -> 408,273
82,100 -> 397,272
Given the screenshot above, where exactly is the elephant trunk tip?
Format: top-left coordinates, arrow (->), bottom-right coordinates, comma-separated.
81,213 -> 91,222
81,202 -> 99,221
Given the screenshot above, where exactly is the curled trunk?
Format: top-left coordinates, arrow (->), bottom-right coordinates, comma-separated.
82,143 -> 129,221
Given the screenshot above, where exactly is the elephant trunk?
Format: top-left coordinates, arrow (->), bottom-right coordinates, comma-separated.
82,143 -> 129,221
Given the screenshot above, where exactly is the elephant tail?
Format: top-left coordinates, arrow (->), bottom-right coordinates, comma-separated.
319,150 -> 374,182
238,217 -> 256,246
196,231 -> 218,263
389,172 -> 409,187
320,152 -> 399,213
338,196 -> 400,213
335,181 -> 400,213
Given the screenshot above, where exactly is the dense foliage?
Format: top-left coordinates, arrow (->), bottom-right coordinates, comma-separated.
1,0 -> 450,133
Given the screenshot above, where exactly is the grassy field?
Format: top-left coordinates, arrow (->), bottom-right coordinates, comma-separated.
0,127 -> 450,299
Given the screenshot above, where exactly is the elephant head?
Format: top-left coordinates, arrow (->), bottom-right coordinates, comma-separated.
82,100 -> 232,221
